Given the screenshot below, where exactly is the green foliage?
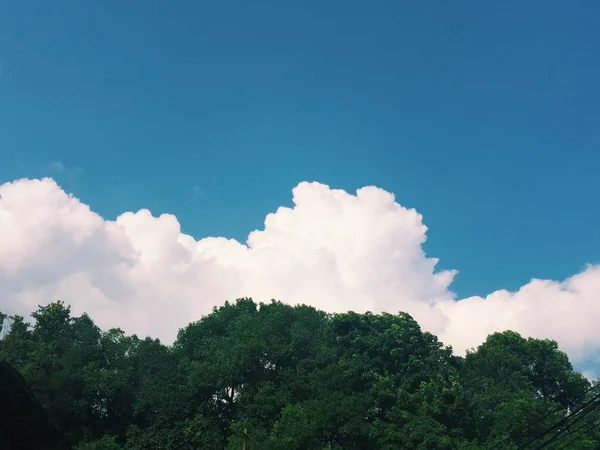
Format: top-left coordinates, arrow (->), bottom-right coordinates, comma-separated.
1,300 -> 598,449
74,435 -> 121,450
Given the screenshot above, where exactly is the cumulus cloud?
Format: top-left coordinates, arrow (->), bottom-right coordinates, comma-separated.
0,177 -> 598,362
49,161 -> 65,172
48,161 -> 85,178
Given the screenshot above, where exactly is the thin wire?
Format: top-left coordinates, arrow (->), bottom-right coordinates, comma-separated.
488,382 -> 600,450
554,417 -> 600,450
519,389 -> 600,449
531,399 -> 600,450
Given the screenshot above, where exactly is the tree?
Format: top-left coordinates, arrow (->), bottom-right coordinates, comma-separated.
459,331 -> 590,448
1,301 -> 597,449
75,435 -> 121,450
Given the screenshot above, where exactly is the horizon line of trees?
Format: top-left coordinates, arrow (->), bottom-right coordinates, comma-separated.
1,299 -> 599,449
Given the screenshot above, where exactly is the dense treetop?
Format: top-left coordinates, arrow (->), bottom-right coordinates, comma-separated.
0,300 -> 598,449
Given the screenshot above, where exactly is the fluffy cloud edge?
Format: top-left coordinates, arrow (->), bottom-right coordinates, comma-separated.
0,177 -> 598,364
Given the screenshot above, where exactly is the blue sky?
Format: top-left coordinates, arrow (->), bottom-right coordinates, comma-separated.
1,0 -> 599,303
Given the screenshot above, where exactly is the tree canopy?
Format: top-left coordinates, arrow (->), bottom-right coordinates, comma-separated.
0,299 -> 597,449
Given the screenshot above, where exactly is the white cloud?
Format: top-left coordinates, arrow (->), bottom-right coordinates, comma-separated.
583,370 -> 598,382
0,177 -> 598,363
192,185 -> 205,197
48,161 -> 85,177
49,161 -> 65,171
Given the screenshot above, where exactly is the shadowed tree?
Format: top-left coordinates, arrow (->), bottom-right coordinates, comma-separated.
0,302 -> 597,449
